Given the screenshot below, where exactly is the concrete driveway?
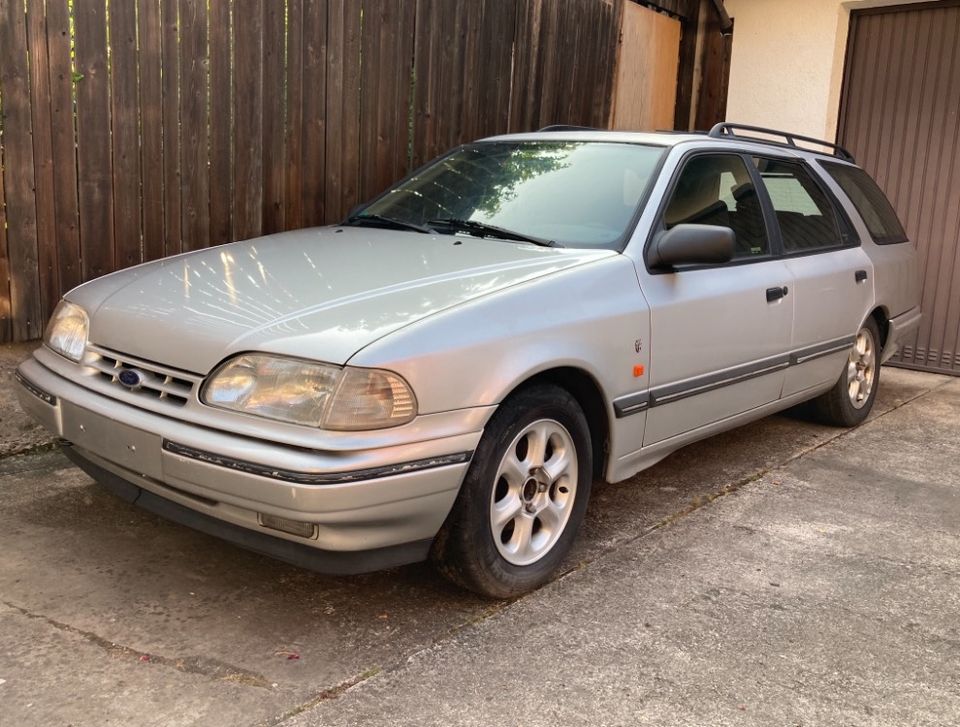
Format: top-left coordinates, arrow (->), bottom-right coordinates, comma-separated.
1,346 -> 958,726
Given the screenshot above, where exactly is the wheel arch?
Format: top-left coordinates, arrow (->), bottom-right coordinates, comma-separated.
867,305 -> 890,347
502,366 -> 611,482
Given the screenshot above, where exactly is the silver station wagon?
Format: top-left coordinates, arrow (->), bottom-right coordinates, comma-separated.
17,124 -> 921,597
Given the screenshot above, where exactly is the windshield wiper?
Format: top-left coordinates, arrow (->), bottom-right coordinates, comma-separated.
343,213 -> 435,234
428,218 -> 561,248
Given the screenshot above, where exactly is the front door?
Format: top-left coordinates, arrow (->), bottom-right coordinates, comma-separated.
638,153 -> 795,446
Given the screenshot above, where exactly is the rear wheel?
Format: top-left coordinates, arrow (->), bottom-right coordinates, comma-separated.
811,317 -> 881,427
431,384 -> 592,598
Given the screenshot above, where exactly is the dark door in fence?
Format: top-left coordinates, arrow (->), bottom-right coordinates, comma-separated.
838,1 -> 960,375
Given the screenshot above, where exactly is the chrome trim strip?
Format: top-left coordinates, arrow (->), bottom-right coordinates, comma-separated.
650,355 -> 791,407
161,440 -> 473,486
15,371 -> 57,405
612,391 -> 650,418
614,335 -> 858,417
86,344 -> 204,380
789,335 -> 857,365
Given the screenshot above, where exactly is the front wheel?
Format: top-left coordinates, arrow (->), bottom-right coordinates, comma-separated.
811,317 -> 881,427
431,384 -> 593,599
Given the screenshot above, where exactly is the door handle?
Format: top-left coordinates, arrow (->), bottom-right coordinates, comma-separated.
766,286 -> 788,302
855,269 -> 868,283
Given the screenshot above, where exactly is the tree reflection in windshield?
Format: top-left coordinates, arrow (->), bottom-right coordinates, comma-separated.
362,141 -> 666,249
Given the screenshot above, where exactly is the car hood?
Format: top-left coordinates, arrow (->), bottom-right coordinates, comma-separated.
70,227 -> 615,373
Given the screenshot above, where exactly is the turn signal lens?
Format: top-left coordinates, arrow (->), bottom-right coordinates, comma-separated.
324,367 -> 417,431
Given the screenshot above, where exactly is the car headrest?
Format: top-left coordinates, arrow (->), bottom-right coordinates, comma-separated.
732,182 -> 757,202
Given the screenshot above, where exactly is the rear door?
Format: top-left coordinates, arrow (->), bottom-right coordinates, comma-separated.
636,152 -> 795,446
752,156 -> 874,398
819,161 -> 919,322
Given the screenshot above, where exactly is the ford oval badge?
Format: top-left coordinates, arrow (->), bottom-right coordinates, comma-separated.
118,369 -> 143,389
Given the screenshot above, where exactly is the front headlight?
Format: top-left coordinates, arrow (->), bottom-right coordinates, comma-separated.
201,354 -> 417,430
44,300 -> 89,362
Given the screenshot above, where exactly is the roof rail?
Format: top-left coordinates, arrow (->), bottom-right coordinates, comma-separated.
538,125 -> 596,132
707,122 -> 856,163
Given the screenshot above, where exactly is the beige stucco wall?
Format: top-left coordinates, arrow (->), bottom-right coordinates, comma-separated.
723,0 -> 936,141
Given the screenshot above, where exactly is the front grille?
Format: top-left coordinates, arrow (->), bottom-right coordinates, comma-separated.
86,346 -> 199,407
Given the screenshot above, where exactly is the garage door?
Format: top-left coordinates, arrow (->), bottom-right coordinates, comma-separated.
838,1 -> 960,375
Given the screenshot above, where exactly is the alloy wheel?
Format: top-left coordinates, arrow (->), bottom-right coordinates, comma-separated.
847,328 -> 876,409
489,419 -> 578,566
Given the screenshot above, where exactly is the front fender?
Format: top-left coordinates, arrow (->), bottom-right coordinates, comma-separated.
348,254 -> 651,474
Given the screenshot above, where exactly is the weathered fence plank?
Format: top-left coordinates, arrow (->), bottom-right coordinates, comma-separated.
1,0 -> 43,339
360,0 -> 415,201
233,0 -> 264,241
44,0 -> 82,295
339,0 -> 362,219
284,0 -> 306,229
359,0 -> 383,203
509,0 -> 543,132
74,0 -> 115,282
411,0 -> 442,167
479,0 -> 516,136
139,0 -> 165,262
160,0 -> 182,256
179,0 -> 210,252
26,0 -> 59,319
262,0 -> 286,234
325,0 -> 363,222
110,0 -> 142,269
208,0 -> 233,246
300,0 -> 327,227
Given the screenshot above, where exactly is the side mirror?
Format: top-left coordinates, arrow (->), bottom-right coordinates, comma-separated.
646,224 -> 735,269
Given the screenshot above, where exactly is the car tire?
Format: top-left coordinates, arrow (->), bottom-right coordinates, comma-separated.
430,384 -> 593,599
811,317 -> 882,427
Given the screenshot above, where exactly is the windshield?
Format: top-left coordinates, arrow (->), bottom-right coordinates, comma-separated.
358,141 -> 665,249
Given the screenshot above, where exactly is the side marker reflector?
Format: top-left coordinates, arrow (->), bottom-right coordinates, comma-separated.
259,513 -> 317,539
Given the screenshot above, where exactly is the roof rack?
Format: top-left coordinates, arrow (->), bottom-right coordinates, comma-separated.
708,122 -> 856,163
538,125 -> 596,132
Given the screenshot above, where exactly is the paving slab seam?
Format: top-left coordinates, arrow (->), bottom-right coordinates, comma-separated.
259,375 -> 955,725
2,599 -> 272,689
256,604 -> 509,726
255,667 -> 385,727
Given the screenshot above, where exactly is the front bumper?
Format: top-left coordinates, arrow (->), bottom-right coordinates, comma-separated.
16,355 -> 485,573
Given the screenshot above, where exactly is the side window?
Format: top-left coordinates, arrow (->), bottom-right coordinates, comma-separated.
821,162 -> 908,244
755,158 -> 845,253
663,155 -> 769,259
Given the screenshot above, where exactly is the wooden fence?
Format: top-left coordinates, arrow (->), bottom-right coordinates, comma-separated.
0,0 -> 629,342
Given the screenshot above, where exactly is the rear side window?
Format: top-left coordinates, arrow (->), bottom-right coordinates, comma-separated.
822,162 -> 908,244
755,158 -> 845,253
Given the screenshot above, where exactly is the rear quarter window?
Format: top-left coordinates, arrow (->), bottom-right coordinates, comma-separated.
821,162 -> 908,244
